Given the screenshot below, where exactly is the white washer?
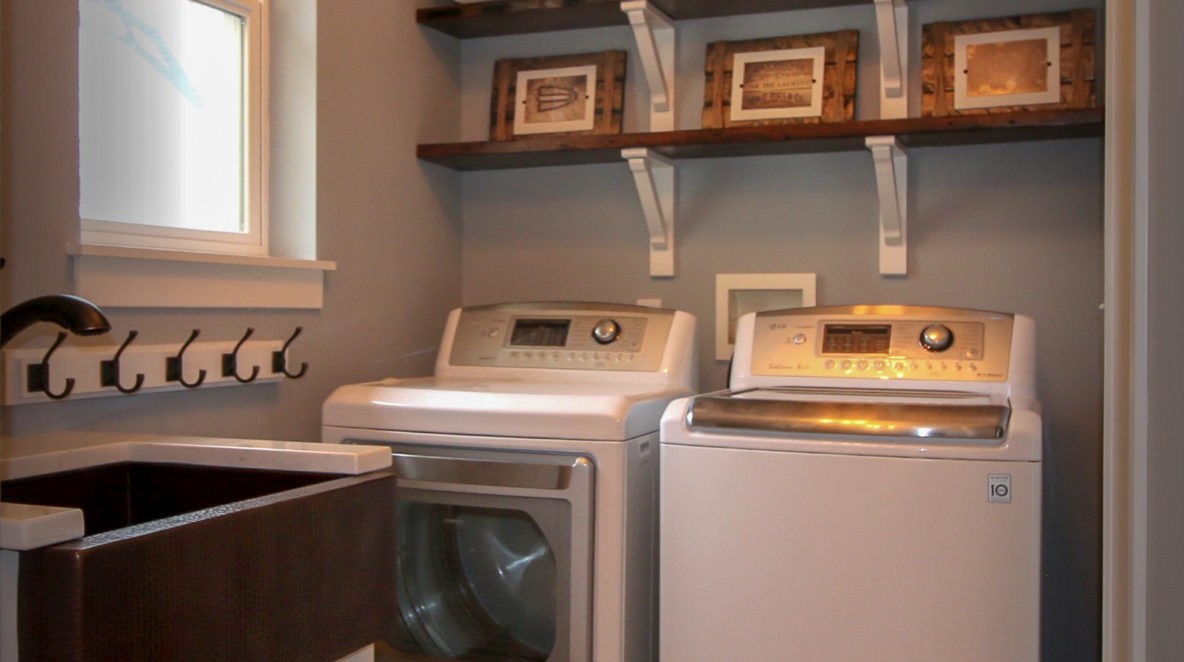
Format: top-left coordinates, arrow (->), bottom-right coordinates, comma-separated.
323,302 -> 696,662
660,305 -> 1041,662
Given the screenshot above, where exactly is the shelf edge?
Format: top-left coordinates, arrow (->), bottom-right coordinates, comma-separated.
417,108 -> 1105,170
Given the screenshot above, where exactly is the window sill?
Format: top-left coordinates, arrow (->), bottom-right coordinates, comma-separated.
68,243 -> 337,309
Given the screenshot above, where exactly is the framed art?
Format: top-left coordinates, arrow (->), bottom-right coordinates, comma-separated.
729,46 -> 826,122
954,26 -> 1062,110
703,30 -> 858,129
922,9 -> 1096,116
490,50 -> 626,141
715,273 -> 817,361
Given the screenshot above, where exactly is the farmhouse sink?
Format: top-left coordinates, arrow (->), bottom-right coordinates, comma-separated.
2,461 -> 345,536
0,436 -> 396,662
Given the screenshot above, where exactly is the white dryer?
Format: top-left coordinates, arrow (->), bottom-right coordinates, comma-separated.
323,302 -> 697,662
660,305 -> 1041,662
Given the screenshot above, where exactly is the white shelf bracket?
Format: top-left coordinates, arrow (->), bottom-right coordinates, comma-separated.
622,147 -> 675,277
622,0 -> 676,132
874,0 -> 910,120
866,136 -> 908,276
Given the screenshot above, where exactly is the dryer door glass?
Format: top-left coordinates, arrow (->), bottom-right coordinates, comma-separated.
391,502 -> 556,660
376,448 -> 594,662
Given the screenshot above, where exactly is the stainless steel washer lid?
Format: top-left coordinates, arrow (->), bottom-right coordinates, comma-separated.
660,388 -> 1041,462
686,387 -> 1010,441
323,376 -> 690,441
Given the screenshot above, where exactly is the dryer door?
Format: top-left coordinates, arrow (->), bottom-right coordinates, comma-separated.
376,444 -> 594,662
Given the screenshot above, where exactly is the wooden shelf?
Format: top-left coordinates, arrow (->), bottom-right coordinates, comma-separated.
417,108 -> 1105,170
417,0 -> 875,38
415,1 -> 1103,277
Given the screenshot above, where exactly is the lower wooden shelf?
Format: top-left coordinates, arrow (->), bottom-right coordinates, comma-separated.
417,108 -> 1104,171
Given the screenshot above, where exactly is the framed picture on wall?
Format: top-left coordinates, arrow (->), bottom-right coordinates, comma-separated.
702,30 -> 858,129
953,26 -> 1062,110
715,273 -> 817,361
489,50 -> 626,141
728,47 -> 827,122
922,9 -> 1097,116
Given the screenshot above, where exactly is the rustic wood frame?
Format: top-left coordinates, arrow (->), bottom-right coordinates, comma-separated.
702,30 -> 858,129
490,50 -> 626,141
922,9 -> 1097,116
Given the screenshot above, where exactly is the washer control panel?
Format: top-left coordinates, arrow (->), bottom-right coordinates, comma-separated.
448,303 -> 676,371
749,305 -> 1015,382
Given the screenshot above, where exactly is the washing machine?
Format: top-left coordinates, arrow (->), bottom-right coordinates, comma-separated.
322,302 -> 696,662
659,305 -> 1041,662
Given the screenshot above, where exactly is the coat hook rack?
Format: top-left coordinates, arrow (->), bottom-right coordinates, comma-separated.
272,327 -> 308,379
5,327 -> 297,405
100,330 -> 146,394
222,328 -> 260,384
166,329 -> 207,388
26,332 -> 75,400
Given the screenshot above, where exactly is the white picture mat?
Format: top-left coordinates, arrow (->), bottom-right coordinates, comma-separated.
953,26 -> 1061,110
715,273 -> 817,360
512,64 -> 598,136
729,46 -> 826,122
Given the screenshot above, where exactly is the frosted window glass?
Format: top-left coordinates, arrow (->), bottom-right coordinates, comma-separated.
79,0 -> 245,234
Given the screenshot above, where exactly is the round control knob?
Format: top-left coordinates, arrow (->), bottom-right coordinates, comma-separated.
919,324 -> 954,352
592,318 -> 621,345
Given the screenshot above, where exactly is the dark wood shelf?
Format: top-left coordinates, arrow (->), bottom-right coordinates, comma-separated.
418,0 -> 874,38
417,108 -> 1105,171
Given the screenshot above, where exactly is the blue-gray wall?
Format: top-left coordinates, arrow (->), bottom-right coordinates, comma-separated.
456,2 -> 1103,660
0,0 -> 463,441
0,0 -> 1110,659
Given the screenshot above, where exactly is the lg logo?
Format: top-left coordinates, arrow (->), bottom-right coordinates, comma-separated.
988,474 -> 1012,503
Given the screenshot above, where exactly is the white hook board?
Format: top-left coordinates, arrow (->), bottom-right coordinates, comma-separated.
3,338 -> 286,405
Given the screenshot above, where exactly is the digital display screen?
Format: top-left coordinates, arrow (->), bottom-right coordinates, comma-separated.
822,324 -> 892,354
510,319 -> 571,347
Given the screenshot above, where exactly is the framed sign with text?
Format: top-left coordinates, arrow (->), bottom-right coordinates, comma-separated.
703,30 -> 858,129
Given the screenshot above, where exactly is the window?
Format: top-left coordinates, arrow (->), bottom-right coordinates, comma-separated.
78,0 -> 267,256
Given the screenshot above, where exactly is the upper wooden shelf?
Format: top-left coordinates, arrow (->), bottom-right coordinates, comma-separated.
418,0 -> 876,38
417,108 -> 1105,171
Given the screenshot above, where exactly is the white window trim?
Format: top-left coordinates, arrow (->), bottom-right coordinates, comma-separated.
79,0 -> 270,257
68,243 -> 335,309
72,0 -> 324,309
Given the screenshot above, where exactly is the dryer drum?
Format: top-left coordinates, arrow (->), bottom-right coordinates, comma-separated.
390,501 -> 558,660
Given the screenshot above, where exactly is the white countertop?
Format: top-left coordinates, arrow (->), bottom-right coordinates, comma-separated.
0,432 -> 393,551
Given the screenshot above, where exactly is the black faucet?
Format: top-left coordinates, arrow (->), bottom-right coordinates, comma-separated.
1,294 -> 112,347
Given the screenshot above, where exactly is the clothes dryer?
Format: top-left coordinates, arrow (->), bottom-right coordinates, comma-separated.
323,303 -> 696,662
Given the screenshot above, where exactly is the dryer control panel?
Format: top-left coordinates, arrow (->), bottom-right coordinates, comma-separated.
448,303 -> 677,372
748,305 -> 1016,382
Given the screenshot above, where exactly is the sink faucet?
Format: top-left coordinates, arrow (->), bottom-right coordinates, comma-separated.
1,294 -> 111,347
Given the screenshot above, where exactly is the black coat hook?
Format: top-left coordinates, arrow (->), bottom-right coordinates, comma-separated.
222,328 -> 260,384
272,327 -> 308,379
26,332 -> 75,400
100,330 -> 145,394
166,329 -> 207,388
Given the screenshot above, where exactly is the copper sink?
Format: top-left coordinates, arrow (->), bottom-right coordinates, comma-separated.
4,463 -> 396,662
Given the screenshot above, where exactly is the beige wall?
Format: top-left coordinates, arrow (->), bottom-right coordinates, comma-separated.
1146,0 -> 1184,657
0,0 -> 462,441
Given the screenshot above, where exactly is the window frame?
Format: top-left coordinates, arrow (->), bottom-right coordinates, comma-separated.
79,0 -> 270,257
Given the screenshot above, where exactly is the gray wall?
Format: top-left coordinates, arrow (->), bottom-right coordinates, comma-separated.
0,0 -> 462,442
0,0 -> 1115,660
1147,0 -> 1184,658
458,1 -> 1103,660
